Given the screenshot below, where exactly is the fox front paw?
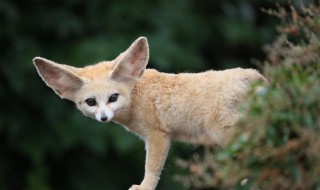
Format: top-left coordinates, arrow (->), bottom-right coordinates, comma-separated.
128,184 -> 151,190
128,185 -> 140,190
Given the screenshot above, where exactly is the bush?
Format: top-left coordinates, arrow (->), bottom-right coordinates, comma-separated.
176,2 -> 320,190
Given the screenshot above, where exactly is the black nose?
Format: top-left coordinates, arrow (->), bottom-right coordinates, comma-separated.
101,117 -> 108,122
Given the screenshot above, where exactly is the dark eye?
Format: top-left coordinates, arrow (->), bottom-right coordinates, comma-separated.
108,93 -> 119,103
85,98 -> 96,106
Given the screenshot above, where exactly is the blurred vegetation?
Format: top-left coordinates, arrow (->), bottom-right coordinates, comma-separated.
0,0 -> 290,190
176,2 -> 320,190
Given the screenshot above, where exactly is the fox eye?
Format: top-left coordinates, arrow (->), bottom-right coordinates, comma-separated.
85,98 -> 96,106
108,93 -> 119,103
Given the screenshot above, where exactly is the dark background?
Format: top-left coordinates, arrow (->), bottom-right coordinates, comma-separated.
0,0 -> 280,189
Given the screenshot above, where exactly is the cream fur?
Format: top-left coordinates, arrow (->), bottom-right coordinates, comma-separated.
33,37 -> 267,190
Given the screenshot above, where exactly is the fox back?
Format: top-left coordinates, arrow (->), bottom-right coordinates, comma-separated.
33,37 -> 267,190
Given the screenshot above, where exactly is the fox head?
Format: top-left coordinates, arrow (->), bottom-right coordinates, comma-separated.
33,37 -> 149,123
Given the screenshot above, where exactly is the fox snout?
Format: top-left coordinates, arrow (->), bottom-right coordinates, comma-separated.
95,108 -> 114,123
95,114 -> 111,123
97,112 -> 108,122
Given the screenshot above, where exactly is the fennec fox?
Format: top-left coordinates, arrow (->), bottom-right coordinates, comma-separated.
33,37 -> 266,190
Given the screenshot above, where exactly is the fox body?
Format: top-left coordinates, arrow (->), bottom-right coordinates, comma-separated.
33,37 -> 266,190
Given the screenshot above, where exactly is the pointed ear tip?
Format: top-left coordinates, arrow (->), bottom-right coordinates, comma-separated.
33,57 -> 44,64
137,36 -> 148,44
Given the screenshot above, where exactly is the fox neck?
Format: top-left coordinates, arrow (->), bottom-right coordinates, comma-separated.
111,83 -> 138,127
110,69 -> 161,132
112,104 -> 133,127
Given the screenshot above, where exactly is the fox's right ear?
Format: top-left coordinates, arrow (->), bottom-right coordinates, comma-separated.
111,37 -> 149,83
33,57 -> 84,100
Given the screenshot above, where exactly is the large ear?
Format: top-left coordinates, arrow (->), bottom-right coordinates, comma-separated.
33,57 -> 84,100
111,37 -> 149,83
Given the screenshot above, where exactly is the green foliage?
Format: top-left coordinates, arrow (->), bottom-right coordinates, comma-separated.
176,2 -> 320,190
0,0 -> 277,189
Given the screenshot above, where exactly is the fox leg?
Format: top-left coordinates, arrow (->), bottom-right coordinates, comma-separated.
129,131 -> 170,190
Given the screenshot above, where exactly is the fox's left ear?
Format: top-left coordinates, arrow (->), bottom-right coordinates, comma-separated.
33,57 -> 84,100
111,37 -> 149,83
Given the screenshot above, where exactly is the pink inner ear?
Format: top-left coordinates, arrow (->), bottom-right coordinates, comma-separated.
46,70 -> 62,87
54,85 -> 76,95
111,38 -> 148,81
128,54 -> 140,65
44,68 -> 82,95
131,69 -> 144,77
128,40 -> 147,65
128,54 -> 147,77
47,75 -> 65,95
